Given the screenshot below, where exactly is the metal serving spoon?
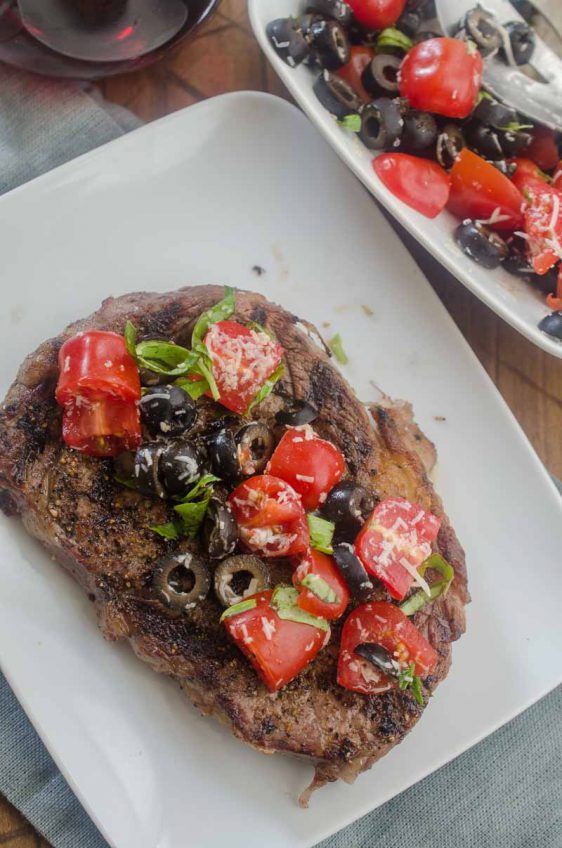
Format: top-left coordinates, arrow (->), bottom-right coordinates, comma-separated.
435,0 -> 562,131
17,0 -> 188,63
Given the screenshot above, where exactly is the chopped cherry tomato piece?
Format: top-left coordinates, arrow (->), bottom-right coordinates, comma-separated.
337,600 -> 438,695
521,179 -> 562,275
448,149 -> 524,231
374,153 -> 450,219
525,127 -> 559,173
56,330 -> 141,405
266,426 -> 345,511
355,497 -> 441,601
223,590 -> 327,691
346,0 -> 406,30
553,161 -> 562,190
227,475 -> 309,558
509,158 -> 548,194
336,45 -> 374,103
61,395 -> 141,457
293,550 -> 350,620
399,38 -> 483,120
204,320 -> 284,415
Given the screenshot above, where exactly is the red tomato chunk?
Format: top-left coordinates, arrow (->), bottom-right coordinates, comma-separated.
223,590 -> 327,691
204,320 -> 283,414
355,497 -> 441,601
346,0 -> 406,31
56,330 -> 141,405
293,550 -> 350,620
373,153 -> 450,219
337,600 -> 438,695
267,426 -> 345,510
448,149 -> 524,231
399,38 -> 483,120
227,475 -> 309,558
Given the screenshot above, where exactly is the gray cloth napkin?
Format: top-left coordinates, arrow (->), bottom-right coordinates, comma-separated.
0,65 -> 560,848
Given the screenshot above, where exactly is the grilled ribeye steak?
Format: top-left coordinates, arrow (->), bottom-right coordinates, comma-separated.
0,285 -> 468,803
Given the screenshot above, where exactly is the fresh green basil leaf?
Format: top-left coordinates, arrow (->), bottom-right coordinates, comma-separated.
376,26 -> 412,51
498,122 -> 533,132
177,474 -> 220,503
134,339 -> 197,376
398,663 -> 424,704
174,376 -> 211,400
338,113 -> 361,133
301,573 -> 338,604
191,287 -> 236,346
247,362 -> 284,412
398,661 -> 415,690
307,514 -> 335,555
477,90 -> 493,104
174,496 -> 211,538
124,320 -> 137,357
220,597 -> 258,621
150,522 -> 180,540
411,675 -> 425,705
271,585 -> 329,632
192,355 -> 220,401
399,553 -> 455,616
329,333 -> 348,365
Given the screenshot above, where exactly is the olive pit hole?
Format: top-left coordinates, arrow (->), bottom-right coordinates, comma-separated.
230,570 -> 255,596
168,565 -> 195,595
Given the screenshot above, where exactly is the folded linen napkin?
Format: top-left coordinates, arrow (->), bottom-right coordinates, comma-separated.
0,64 -> 560,848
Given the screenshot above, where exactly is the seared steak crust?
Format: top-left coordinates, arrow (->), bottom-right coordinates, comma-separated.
0,286 -> 468,802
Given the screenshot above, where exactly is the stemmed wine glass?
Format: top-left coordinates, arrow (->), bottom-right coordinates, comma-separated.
0,0 -> 220,78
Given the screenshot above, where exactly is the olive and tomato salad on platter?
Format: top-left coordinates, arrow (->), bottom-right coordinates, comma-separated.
266,0 -> 562,342
54,287 -> 455,700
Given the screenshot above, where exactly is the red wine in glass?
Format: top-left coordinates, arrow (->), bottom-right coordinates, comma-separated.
0,0 -> 219,78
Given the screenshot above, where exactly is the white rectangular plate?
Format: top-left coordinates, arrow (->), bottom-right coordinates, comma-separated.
0,92 -> 560,848
249,0 -> 562,359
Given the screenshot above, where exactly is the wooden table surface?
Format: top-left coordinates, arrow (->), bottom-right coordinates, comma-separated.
1,1 -> 561,845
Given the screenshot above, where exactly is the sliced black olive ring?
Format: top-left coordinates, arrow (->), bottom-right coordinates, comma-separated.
332,543 -> 374,602
134,444 -> 165,498
396,10 -> 420,38
436,124 -> 465,169
152,552 -> 211,610
235,422 -> 275,476
206,426 -> 240,481
472,98 -> 517,130
402,110 -> 437,152
361,54 -> 401,96
276,399 -> 318,427
360,98 -> 404,151
214,555 -> 271,607
305,0 -> 353,27
455,220 -> 508,269
503,20 -> 535,66
354,642 -> 402,678
323,481 -> 375,537
159,441 -> 208,497
139,384 -> 197,439
461,7 -> 502,56
266,17 -> 310,67
313,70 -> 362,119
202,498 -> 239,559
466,122 -> 503,160
498,128 -> 532,158
308,18 -> 351,71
